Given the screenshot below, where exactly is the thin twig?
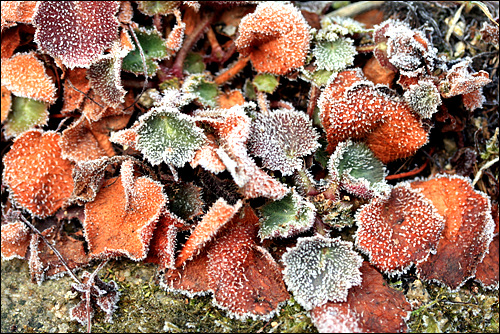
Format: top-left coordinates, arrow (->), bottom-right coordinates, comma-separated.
169,11 -> 215,78
19,215 -> 81,284
385,159 -> 429,180
67,80 -> 104,109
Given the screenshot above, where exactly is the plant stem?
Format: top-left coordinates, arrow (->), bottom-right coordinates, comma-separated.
214,56 -> 250,85
169,11 -> 215,78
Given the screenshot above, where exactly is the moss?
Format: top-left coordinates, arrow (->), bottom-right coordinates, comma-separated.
2,255 -> 498,333
406,280 -> 499,333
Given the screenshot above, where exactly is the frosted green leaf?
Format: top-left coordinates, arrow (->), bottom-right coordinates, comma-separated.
3,96 -> 48,139
122,27 -> 170,77
249,108 -> 320,176
258,188 -> 316,240
282,235 -> 363,310
326,140 -> 389,198
403,79 -> 441,119
165,182 -> 204,221
183,53 -> 205,74
320,16 -> 366,36
182,74 -> 220,107
252,73 -> 279,94
136,107 -> 206,167
313,38 -> 356,72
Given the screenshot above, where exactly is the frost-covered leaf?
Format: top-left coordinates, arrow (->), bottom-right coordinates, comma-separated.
311,262 -> 412,333
70,271 -> 120,326
282,235 -> 363,310
355,182 -> 445,275
258,188 -> 315,240
61,68 -> 91,114
162,205 -> 290,320
1,1 -> 37,29
3,96 -> 48,139
313,38 -> 356,72
196,104 -> 289,200
2,130 -> 74,218
33,1 -> 120,69
175,198 -> 242,267
207,205 -> 289,320
83,160 -> 167,261
122,27 -> 169,77
182,73 -> 220,108
190,134 -> 226,174
319,68 -> 428,163
144,210 -> 180,270
136,107 -> 206,167
403,78 -> 441,118
316,16 -> 366,41
373,19 -> 440,77
249,108 -> 320,176
165,182 -> 204,221
1,221 -> 31,260
1,51 -> 57,104
235,2 -> 310,75
61,116 -> 111,162
28,225 -> 90,284
326,140 -> 390,199
87,42 -> 126,107
410,174 -> 495,291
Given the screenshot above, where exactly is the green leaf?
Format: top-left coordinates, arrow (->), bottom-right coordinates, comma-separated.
4,96 -> 48,138
183,52 -> 206,74
122,27 -> 170,77
252,73 -> 279,93
182,74 -> 220,107
259,188 -> 315,240
313,38 -> 356,72
282,235 -> 363,310
136,108 -> 206,167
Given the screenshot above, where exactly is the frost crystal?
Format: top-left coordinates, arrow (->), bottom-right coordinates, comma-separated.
136,107 -> 206,167
258,188 -> 316,240
249,108 -> 320,176
33,1 -> 120,69
282,235 -> 363,310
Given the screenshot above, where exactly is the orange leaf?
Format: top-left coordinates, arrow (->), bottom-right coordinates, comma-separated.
83,160 -> 167,261
1,51 -> 57,104
3,129 -> 74,218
